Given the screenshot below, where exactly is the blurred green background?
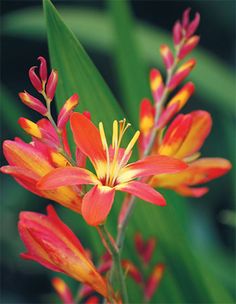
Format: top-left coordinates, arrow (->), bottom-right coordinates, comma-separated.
1,0 -> 235,303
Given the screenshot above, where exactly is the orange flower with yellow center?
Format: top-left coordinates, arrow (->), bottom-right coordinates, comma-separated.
38,113 -> 187,226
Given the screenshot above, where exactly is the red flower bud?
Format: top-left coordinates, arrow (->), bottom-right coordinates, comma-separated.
144,264 -> 165,301
46,69 -> 58,101
51,277 -> 74,304
38,56 -> 48,83
182,7 -> 191,29
19,91 -> 47,115
57,94 -> 79,130
172,21 -> 183,46
160,45 -> 174,70
186,12 -> 200,38
29,66 -> 42,92
178,35 -> 200,60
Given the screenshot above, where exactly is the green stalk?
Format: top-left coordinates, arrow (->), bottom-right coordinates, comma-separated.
99,225 -> 129,303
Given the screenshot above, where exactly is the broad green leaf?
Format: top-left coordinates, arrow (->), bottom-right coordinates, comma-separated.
2,7 -> 235,114
107,0 -> 150,124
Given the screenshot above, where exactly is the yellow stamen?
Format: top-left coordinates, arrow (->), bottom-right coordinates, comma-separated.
112,120 -> 118,149
124,130 -> 140,155
99,122 -> 110,183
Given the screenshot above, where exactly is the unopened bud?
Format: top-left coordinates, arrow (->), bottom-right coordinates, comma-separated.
160,44 -> 174,70
46,69 -> 58,101
178,36 -> 200,60
173,21 -> 183,45
57,94 -> 79,129
38,56 -> 48,83
19,91 -> 47,115
29,66 -> 42,92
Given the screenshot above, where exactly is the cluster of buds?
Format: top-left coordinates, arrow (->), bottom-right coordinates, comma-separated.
122,233 -> 164,302
139,8 -> 231,197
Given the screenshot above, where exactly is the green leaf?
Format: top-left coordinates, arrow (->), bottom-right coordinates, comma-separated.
43,0 -> 124,135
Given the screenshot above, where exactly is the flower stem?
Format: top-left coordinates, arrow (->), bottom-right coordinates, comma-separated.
99,225 -> 129,303
116,50 -> 181,251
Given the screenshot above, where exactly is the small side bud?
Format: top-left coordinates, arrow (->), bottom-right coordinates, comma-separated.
38,56 -> 48,83
19,91 -> 47,115
51,277 -> 74,304
46,69 -> 58,102
29,66 -> 42,92
160,44 -> 174,70
178,36 -> 200,60
122,260 -> 143,284
144,264 -> 165,301
150,69 -> 164,104
18,117 -> 42,139
168,59 -> 196,90
186,12 -> 200,38
172,21 -> 183,46
182,7 -> 191,29
57,94 -> 79,129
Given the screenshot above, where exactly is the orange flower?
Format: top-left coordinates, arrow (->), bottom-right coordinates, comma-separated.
150,111 -> 232,197
19,205 -> 108,298
38,113 -> 187,226
1,118 -> 82,212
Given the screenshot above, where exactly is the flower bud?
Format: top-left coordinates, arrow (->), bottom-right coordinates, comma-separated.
144,264 -> 165,301
51,277 -> 74,304
29,66 -> 43,93
18,205 -> 108,298
182,7 -> 191,29
46,69 -> 58,101
38,56 -> 48,83
160,45 -> 174,70
186,13 -> 200,38
168,59 -> 196,90
167,82 -> 195,111
150,69 -> 164,104
122,260 -> 143,284
18,117 -> 42,139
57,94 -> 79,130
178,36 -> 200,60
172,21 -> 183,45
19,91 -> 47,115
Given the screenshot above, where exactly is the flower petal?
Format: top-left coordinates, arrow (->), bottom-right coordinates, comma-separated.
174,111 -> 212,159
38,167 -> 99,190
82,185 -> 115,226
118,155 -> 187,183
116,181 -> 166,206
70,112 -> 106,169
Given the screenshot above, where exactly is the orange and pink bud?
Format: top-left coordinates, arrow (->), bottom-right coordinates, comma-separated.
46,70 -> 58,102
38,56 -> 48,84
167,82 -> 195,112
150,69 -> 164,104
19,205 -> 108,298
168,59 -> 196,90
122,260 -> 143,284
144,264 -> 165,301
178,36 -> 200,60
18,117 -> 42,139
18,91 -> 47,115
29,66 -> 43,93
160,45 -> 174,70
57,94 -> 79,130
52,277 -> 74,304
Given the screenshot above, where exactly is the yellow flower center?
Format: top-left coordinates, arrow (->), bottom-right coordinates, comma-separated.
99,119 -> 140,187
